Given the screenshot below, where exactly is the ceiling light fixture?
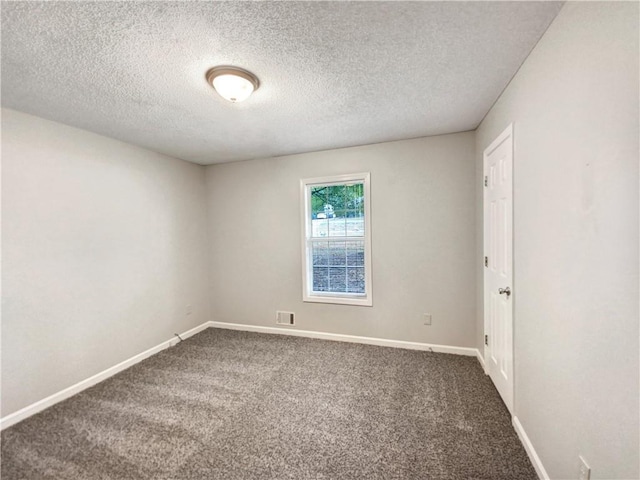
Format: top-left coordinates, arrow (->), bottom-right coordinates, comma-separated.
206,66 -> 260,103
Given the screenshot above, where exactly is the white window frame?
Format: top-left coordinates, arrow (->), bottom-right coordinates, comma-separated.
300,172 -> 373,306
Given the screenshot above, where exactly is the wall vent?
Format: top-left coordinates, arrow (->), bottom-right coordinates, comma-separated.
276,311 -> 295,326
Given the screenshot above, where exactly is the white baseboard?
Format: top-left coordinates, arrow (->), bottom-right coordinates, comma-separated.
209,321 -> 478,357
1,320 -> 481,431
0,321 -> 211,431
513,416 -> 550,480
476,350 -> 487,372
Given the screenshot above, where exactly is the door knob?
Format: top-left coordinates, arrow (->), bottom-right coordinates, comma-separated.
498,287 -> 511,298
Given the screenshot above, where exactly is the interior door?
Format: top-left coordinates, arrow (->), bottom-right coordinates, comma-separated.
483,124 -> 514,414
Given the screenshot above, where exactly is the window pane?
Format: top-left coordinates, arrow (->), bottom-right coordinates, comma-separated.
310,186 -> 328,217
326,185 -> 344,210
311,183 -> 364,239
329,216 -> 347,237
313,267 -> 329,291
346,241 -> 365,266
346,216 -> 364,237
347,267 -> 365,293
347,183 -> 364,237
329,267 -> 346,292
312,218 -> 328,237
344,183 -> 364,211
328,242 -> 346,266
312,242 -> 329,266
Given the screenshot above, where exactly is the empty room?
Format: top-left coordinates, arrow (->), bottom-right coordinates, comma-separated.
1,1 -> 638,479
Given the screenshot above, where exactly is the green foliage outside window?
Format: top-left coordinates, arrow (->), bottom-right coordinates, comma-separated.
311,183 -> 364,217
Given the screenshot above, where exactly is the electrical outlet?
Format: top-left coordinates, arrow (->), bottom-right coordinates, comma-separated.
186,304 -> 192,315
578,455 -> 590,480
423,313 -> 432,326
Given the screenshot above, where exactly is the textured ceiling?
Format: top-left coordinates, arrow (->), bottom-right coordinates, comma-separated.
1,1 -> 563,165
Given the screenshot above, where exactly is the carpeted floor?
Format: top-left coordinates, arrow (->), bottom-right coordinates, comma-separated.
1,328 -> 536,479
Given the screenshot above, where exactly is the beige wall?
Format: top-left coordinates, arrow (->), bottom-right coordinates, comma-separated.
476,2 -> 639,479
4,6 -> 638,478
205,132 -> 477,347
1,109 -> 211,416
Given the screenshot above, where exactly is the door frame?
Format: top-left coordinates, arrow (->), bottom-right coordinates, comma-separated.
483,123 -> 515,414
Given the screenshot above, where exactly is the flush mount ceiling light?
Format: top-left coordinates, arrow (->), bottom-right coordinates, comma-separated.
206,66 -> 260,103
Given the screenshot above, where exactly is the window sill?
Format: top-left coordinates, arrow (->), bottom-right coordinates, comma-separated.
303,294 -> 373,307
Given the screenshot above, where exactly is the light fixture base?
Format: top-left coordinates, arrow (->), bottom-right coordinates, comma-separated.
206,66 -> 260,102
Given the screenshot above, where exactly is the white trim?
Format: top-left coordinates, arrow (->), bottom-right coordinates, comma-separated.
1,320 -> 482,431
476,350 -> 487,373
0,321 -> 211,431
513,416 -> 550,480
300,172 -> 373,307
210,321 -> 477,356
484,123 -> 514,157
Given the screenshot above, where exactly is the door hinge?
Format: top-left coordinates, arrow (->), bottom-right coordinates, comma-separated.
484,176 -> 488,187
485,334 -> 489,346
484,256 -> 488,267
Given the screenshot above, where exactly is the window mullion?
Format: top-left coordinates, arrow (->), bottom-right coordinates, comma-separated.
308,236 -> 361,242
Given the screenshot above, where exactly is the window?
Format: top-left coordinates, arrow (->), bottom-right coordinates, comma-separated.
300,173 -> 372,306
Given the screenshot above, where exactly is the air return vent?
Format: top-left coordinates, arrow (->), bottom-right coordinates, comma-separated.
276,311 -> 295,325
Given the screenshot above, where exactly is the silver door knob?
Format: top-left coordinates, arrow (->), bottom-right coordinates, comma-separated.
498,287 -> 511,298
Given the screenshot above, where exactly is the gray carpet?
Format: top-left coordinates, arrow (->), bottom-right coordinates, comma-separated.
1,328 -> 536,479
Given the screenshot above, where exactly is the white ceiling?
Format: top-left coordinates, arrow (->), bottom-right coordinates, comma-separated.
1,1 -> 563,165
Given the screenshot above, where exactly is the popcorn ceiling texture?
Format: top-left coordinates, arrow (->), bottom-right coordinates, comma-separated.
1,1 -> 562,164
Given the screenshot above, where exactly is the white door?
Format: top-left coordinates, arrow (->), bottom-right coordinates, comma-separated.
483,124 -> 514,414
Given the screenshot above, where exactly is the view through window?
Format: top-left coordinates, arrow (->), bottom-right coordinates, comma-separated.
302,173 -> 372,306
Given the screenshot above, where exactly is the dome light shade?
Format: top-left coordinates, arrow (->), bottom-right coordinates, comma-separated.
206,66 -> 260,103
